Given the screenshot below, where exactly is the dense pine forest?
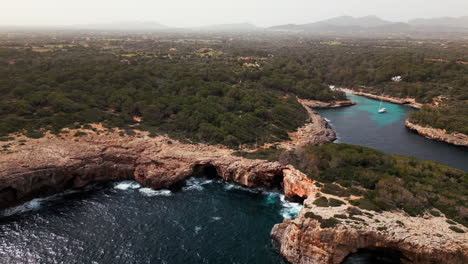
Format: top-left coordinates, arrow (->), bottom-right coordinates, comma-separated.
0,33 -> 467,144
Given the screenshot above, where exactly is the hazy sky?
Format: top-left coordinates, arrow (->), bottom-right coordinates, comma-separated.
2,0 -> 467,27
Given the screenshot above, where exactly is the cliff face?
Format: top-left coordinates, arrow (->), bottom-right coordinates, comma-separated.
0,133 -> 292,209
406,119 -> 468,147
271,192 -> 468,264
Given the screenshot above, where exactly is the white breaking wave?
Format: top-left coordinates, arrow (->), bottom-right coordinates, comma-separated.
324,118 -> 331,122
212,216 -> 222,221
224,182 -> 262,193
114,181 -> 141,190
1,198 -> 43,217
139,188 -> 172,197
0,187 -> 87,217
279,194 -> 303,219
183,178 -> 214,191
194,226 -> 202,234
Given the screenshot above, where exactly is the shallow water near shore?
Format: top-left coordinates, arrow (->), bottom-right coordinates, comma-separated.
318,93 -> 468,171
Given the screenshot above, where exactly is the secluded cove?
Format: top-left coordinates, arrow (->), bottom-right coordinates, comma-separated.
317,93 -> 468,172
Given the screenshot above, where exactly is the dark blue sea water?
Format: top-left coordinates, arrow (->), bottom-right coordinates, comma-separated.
317,93 -> 468,172
0,179 -> 300,264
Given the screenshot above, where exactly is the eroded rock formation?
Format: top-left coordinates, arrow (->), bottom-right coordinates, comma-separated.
406,119 -> 468,147
0,133 -> 290,209
300,99 -> 356,109
271,190 -> 468,264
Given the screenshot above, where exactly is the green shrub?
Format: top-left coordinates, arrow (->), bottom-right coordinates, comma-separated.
0,137 -> 14,142
396,220 -> 405,227
377,226 -> 388,231
347,206 -> 363,216
349,216 -> 365,222
446,219 -> 457,225
322,183 -> 351,197
320,217 -> 340,228
350,198 -> 381,211
313,197 -> 329,207
25,130 -> 44,139
304,212 -> 322,221
429,209 -> 440,217
334,214 -> 348,219
328,198 -> 345,207
449,226 -> 465,233
73,131 -> 87,137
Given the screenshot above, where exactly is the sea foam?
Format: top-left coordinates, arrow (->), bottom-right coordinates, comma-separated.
114,181 -> 141,190
279,194 -> 303,219
182,178 -> 214,191
139,188 -> 172,197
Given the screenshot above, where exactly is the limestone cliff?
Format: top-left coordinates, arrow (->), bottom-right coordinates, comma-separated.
272,190 -> 468,264
406,119 -> 468,147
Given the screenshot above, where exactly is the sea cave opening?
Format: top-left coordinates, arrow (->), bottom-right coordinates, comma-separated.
191,164 -> 220,179
341,247 -> 405,264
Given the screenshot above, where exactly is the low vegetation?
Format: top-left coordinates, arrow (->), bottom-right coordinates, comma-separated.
0,43 -> 347,147
238,143 -> 467,226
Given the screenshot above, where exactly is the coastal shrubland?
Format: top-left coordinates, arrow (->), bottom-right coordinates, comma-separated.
1,35 -> 466,142
0,46 -> 344,147
236,143 -> 467,226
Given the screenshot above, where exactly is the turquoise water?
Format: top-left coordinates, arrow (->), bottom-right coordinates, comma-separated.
348,94 -> 411,127
317,93 -> 468,171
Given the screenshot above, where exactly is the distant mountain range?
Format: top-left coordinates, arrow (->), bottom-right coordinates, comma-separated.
2,16 -> 467,35
269,15 -> 468,33
409,16 -> 468,28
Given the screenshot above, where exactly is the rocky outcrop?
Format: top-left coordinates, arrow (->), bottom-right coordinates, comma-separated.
406,119 -> 468,147
272,191 -> 468,264
300,100 -> 356,109
276,99 -> 337,151
342,88 -> 422,109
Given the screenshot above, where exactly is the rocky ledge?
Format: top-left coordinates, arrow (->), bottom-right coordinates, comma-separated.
272,189 -> 468,264
342,88 -> 422,109
299,99 -> 356,109
405,120 -> 468,147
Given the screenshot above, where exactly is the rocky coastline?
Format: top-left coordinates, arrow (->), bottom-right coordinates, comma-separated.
405,119 -> 468,147
0,100 -> 466,264
0,97 -> 337,209
271,190 -> 468,264
299,99 -> 356,109
341,88 -> 422,109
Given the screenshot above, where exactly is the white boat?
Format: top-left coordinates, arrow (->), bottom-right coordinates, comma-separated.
378,101 -> 387,113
